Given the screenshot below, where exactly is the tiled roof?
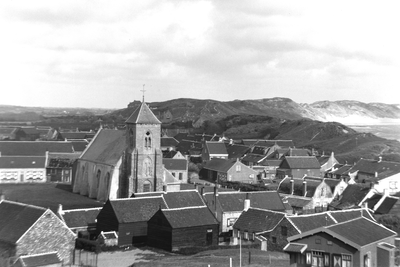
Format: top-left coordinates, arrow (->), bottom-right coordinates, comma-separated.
60,132 -> 95,139
374,195 -> 399,214
109,197 -> 168,223
161,207 -> 219,228
0,156 -> 46,169
205,191 -> 285,212
287,213 -> 336,233
206,141 -> 228,155
331,164 -> 353,176
233,208 -> 285,233
263,159 -> 282,167
349,158 -> 400,178
283,196 -> 311,208
328,209 -> 374,223
125,102 -> 161,124
0,141 -> 74,156
162,158 -> 187,171
329,184 -> 370,210
71,140 -> 89,152
325,217 -> 396,247
251,146 -> 266,155
0,200 -> 47,243
17,252 -> 61,267
20,127 -> 40,135
80,129 -> 126,166
163,190 -> 206,209
281,156 -> 321,169
161,137 -> 179,147
61,208 -> 102,228
0,128 -> 17,135
203,158 -> 236,173
226,144 -> 250,159
241,154 -> 265,163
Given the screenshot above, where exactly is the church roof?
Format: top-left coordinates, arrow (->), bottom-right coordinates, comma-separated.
125,102 -> 161,124
80,129 -> 126,166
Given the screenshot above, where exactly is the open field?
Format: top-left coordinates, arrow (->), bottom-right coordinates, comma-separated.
98,247 -> 289,267
0,183 -> 104,212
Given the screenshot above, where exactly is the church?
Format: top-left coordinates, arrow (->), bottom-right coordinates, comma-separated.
72,100 -> 179,201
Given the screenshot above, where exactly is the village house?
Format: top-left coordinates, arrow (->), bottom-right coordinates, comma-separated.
0,156 -> 47,183
202,189 -> 285,242
348,157 -> 400,184
284,217 -> 397,267
276,156 -> 322,179
162,158 -> 188,183
199,158 -> 259,184
0,200 -> 76,266
97,190 -> 206,246
329,183 -> 372,210
317,152 -> 339,177
147,206 -> 219,252
57,204 -> 102,239
201,141 -> 229,161
160,136 -> 179,152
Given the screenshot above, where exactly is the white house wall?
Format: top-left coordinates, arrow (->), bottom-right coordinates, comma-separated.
0,168 -> 46,183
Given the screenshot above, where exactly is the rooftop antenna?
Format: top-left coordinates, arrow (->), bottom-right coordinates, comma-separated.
141,84 -> 146,103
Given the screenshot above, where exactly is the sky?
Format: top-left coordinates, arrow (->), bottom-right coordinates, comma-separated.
1,1 -> 400,109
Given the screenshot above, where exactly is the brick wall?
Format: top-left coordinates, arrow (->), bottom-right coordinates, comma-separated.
16,210 -> 76,264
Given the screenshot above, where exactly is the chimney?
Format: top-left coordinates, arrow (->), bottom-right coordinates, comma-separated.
163,185 -> 168,194
290,179 -> 294,195
375,172 -> 378,178
214,185 -> 219,197
378,156 -> 382,163
200,186 -> 205,196
244,193 -> 250,211
302,180 -> 307,197
57,204 -> 63,215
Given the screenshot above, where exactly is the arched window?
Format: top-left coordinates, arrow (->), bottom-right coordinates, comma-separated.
96,170 -> 101,189
105,172 -> 111,199
145,131 -> 152,149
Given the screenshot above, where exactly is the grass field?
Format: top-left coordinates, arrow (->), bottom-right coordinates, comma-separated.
0,183 -> 104,212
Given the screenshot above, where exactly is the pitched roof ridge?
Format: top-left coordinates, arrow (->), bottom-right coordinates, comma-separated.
162,205 -> 206,211
62,207 -> 102,213
112,196 -> 163,201
249,207 -> 286,215
19,251 -> 60,258
285,216 -> 302,234
1,200 -> 47,211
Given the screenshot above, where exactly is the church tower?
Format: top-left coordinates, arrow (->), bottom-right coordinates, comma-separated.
124,101 -> 164,196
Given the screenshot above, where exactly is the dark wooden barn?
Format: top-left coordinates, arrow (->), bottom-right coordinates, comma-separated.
147,206 -> 219,252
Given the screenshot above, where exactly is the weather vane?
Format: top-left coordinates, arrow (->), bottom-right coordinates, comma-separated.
141,84 -> 146,103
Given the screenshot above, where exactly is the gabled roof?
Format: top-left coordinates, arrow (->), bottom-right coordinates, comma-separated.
0,141 -> 74,156
60,207 -> 102,228
286,213 -> 336,233
108,197 -> 168,223
0,200 -> 47,244
329,184 -> 371,210
0,156 -> 47,169
159,207 -> 219,228
16,252 -> 61,267
289,217 -> 397,249
226,144 -> 250,159
133,190 -> 205,209
283,196 -> 312,208
125,102 -> 161,124
204,191 -> 285,212
162,158 -> 187,171
205,141 -> 228,155
202,158 -> 236,173
79,129 -> 126,166
233,208 -> 285,233
331,164 -> 353,176
349,158 -> 400,178
70,140 -> 89,152
328,208 -> 375,223
280,156 -> 321,169
161,137 -> 179,147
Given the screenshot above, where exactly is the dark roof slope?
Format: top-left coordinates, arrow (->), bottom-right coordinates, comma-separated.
61,208 -> 102,228
278,178 -> 322,197
109,197 -> 167,223
162,190 -> 205,209
329,184 -> 370,210
350,158 -> 400,178
0,141 -> 74,156
328,209 -> 374,223
206,141 -> 228,155
0,156 -> 47,168
203,158 -> 236,172
80,129 -> 126,166
226,144 -> 250,159
281,156 -> 321,169
326,217 -> 396,247
0,200 -> 47,243
161,207 -> 219,228
161,137 -> 179,147
162,158 -> 187,171
126,102 -> 161,124
287,213 -> 336,233
233,208 -> 285,233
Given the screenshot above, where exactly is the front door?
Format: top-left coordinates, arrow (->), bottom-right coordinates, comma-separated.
206,230 -> 213,246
